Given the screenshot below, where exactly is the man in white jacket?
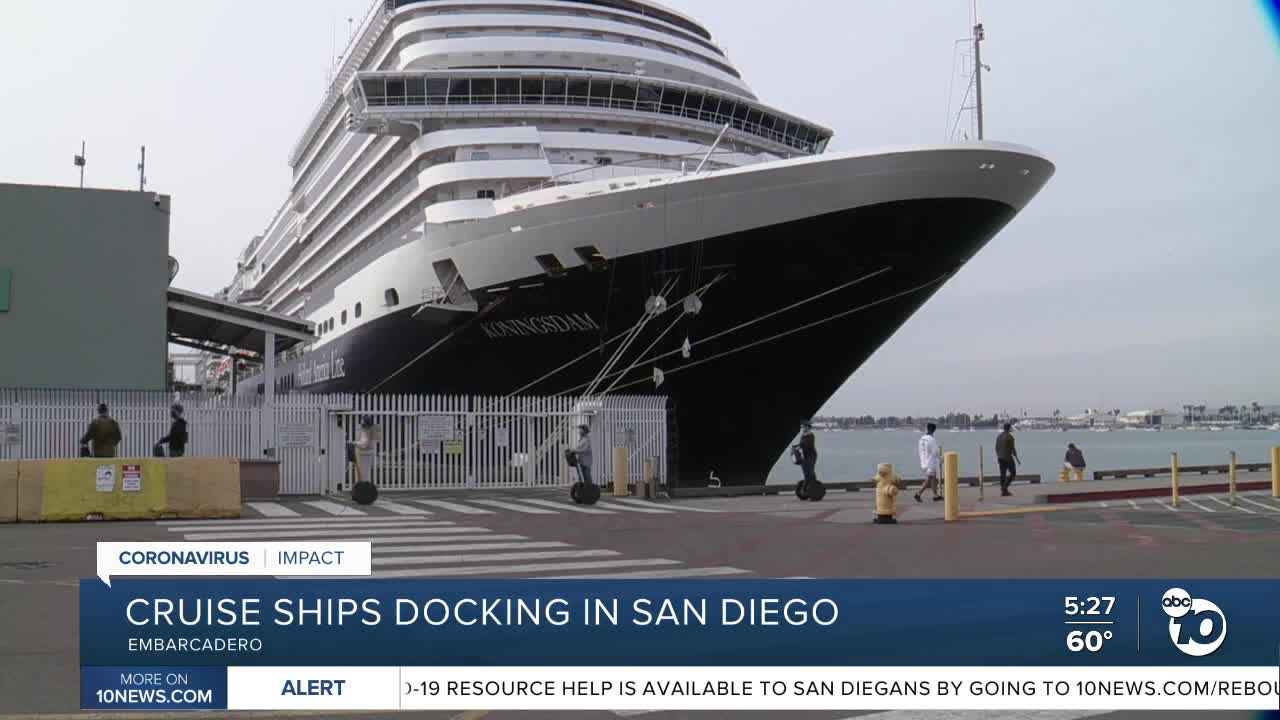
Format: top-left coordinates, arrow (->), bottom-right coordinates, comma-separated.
915,422 -> 943,503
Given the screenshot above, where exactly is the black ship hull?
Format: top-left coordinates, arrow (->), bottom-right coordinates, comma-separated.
241,197 -> 1018,485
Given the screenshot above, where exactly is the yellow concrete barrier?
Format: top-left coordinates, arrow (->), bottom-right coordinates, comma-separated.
613,447 -> 628,497
164,457 -> 241,519
12,456 -> 240,522
0,460 -> 17,523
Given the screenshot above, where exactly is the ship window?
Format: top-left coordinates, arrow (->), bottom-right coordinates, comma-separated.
471,77 -> 495,104
341,310 -> 347,325
682,92 -> 705,119
521,77 -> 542,103
476,189 -> 496,199
659,87 -> 685,115
406,77 -> 425,102
425,78 -> 449,104
595,156 -> 612,165
471,151 -> 491,160
610,79 -> 636,109
574,245 -> 608,272
385,288 -> 400,306
543,77 -> 566,104
328,318 -> 334,331
354,302 -> 362,319
385,78 -> 406,105
447,78 -> 470,104
636,83 -> 662,112
496,77 -> 520,103
535,253 -> 567,278
567,78 -> 590,106
588,78 -> 611,108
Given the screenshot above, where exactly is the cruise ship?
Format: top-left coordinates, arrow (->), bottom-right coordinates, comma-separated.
225,0 -> 1054,485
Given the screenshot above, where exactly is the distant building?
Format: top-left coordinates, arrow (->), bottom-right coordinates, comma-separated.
0,183 -> 171,390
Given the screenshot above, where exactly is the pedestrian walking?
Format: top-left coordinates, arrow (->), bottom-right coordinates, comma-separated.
915,422 -> 943,503
157,403 -> 189,457
996,422 -> 1020,496
79,403 -> 122,458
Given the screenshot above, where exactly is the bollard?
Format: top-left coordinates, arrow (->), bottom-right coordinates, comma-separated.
642,458 -> 655,499
943,451 -> 960,522
1073,468 -> 1086,483
613,447 -> 628,497
978,446 -> 984,502
1273,447 -> 1280,499
1171,452 -> 1180,508
1228,451 -> 1237,506
1059,466 -> 1070,483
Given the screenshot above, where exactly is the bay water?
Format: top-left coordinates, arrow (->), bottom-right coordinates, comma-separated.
766,428 -> 1279,484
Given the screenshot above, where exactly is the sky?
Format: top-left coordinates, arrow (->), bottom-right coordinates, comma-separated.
2,0 -> 1277,417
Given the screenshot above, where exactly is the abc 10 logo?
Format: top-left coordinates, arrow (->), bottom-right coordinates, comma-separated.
1161,587 -> 1226,657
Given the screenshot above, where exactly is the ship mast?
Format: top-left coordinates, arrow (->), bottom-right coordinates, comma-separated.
972,19 -> 985,140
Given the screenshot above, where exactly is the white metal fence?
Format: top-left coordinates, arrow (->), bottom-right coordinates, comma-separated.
0,389 -> 669,495
330,394 -> 669,493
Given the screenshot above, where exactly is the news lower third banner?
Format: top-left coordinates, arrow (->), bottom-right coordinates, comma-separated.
80,579 -> 1279,711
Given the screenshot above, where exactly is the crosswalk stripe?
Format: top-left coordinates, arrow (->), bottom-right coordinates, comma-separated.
376,541 -> 566,555
1208,496 -> 1255,513
367,534 -> 525,545
517,498 -> 616,514
595,501 -> 673,514
373,558 -> 682,578
1240,496 -> 1279,512
167,520 -> 452,533
1127,500 -> 1140,509
1157,500 -> 1177,512
302,500 -> 367,516
1097,502 -> 1109,508
244,502 -> 301,517
369,500 -> 434,515
547,566 -> 749,580
612,499 -> 721,513
469,499 -> 559,515
1184,499 -> 1215,513
374,549 -> 619,567
158,514 -> 435,528
411,499 -> 495,515
180,526 -> 487,541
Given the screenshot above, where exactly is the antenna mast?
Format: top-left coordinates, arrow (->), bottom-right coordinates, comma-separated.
972,20 -> 985,140
137,145 -> 147,191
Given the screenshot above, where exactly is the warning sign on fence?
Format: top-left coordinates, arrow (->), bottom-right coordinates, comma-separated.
418,415 -> 454,445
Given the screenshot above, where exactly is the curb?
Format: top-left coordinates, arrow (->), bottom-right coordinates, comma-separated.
1037,480 -> 1273,504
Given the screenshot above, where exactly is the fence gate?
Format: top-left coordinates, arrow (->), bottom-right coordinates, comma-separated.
326,394 -> 668,493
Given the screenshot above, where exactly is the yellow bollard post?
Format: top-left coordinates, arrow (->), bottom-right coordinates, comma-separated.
1273,447 -> 1280,498
978,446 -> 985,502
943,451 -> 960,522
642,458 -> 655,499
1073,468 -> 1086,483
1228,451 -> 1237,507
1059,466 -> 1070,483
1170,452 -> 1180,508
613,447 -> 628,497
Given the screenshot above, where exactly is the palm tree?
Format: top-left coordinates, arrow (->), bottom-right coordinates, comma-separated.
1252,401 -> 1264,422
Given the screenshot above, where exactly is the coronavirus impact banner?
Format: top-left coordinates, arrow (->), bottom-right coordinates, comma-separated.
78,562 -> 1279,712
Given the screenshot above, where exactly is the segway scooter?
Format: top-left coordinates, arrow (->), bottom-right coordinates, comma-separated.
566,449 -> 600,505
791,445 -> 825,502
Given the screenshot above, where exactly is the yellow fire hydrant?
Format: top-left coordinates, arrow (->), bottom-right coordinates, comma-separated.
873,463 -> 902,524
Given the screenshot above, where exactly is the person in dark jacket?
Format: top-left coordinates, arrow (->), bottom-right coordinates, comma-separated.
158,403 -> 189,457
995,423 -> 1020,496
1065,443 -> 1086,469
80,403 -> 122,458
795,422 -> 818,491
